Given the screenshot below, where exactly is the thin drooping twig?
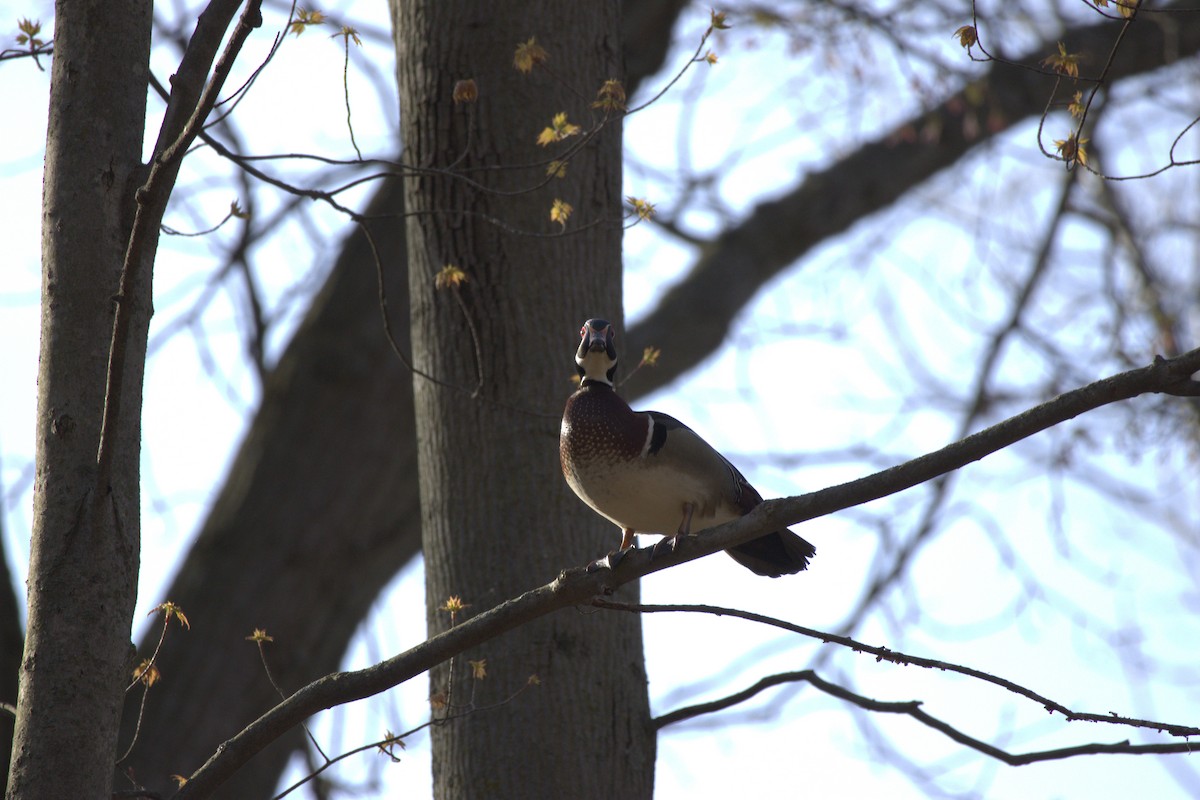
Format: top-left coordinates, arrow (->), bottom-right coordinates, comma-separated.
169,347 -> 1200,799
249,633 -> 331,764
336,27 -> 363,160
648,668 -> 1199,766
592,599 -> 1200,738
271,675 -> 538,799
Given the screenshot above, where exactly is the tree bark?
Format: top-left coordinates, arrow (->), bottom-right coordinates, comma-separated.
393,0 -> 654,797
6,0 -> 153,796
0,526 -> 20,793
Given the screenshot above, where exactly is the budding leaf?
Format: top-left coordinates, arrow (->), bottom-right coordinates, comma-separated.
952,25 -> 977,49
550,199 -> 573,230
1041,42 -> 1081,79
435,264 -> 469,290
514,37 -> 548,73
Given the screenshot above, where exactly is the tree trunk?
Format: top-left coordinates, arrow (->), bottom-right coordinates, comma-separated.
393,0 -> 655,797
6,0 -> 153,796
0,530 -> 20,792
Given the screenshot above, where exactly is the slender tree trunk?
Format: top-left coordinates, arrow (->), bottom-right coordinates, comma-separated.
5,0 -> 153,796
393,1 -> 655,797
0,530 -> 19,792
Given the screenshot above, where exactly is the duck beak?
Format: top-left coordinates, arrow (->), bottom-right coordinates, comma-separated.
585,329 -> 609,351
580,321 -> 615,358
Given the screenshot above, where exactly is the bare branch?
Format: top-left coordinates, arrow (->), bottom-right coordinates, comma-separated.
650,668 -> 1199,766
622,0 -> 1200,396
172,348 -> 1200,798
593,600 -> 1199,738
96,0 -> 265,498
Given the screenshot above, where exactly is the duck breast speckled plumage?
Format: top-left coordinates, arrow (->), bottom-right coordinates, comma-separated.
560,318 -> 815,577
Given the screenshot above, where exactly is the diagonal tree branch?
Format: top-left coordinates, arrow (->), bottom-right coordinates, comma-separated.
172,348 -> 1200,799
822,167 -> 1079,654
97,0 -> 265,498
621,1 -> 1200,395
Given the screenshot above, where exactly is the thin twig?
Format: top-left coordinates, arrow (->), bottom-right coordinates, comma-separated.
650,668 -> 1200,765
593,599 -> 1200,738
338,29 -> 363,160
252,636 -> 330,763
114,683 -> 152,766
271,677 -> 538,799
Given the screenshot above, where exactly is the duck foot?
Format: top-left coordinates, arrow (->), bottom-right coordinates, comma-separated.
586,546 -> 634,573
650,534 -> 688,561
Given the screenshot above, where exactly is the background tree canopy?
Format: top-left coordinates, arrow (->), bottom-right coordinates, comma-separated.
2,0 -> 1198,797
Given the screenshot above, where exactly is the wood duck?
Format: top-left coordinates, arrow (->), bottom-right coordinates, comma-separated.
560,319 -> 816,577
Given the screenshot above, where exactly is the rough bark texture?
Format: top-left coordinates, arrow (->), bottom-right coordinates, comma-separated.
0,536 -> 19,792
6,0 -> 153,796
393,0 -> 655,797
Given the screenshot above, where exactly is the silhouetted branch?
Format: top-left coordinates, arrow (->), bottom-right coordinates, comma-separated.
593,599 -> 1199,738
622,1 -> 1200,397
96,0 -> 265,497
649,668 -> 1199,765
172,347 -> 1200,798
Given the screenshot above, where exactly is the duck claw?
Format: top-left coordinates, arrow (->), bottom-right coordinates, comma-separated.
586,546 -> 633,572
650,535 -> 686,561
